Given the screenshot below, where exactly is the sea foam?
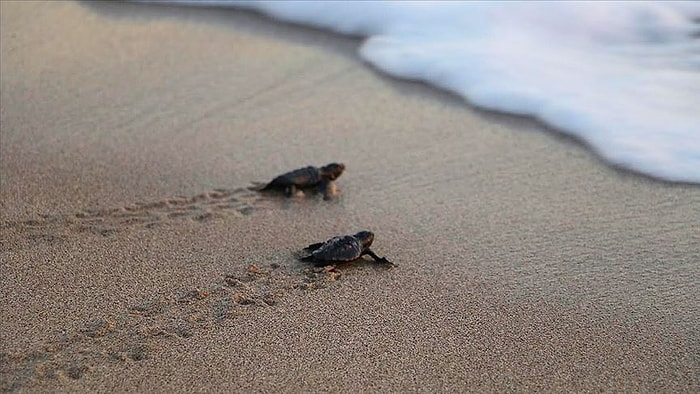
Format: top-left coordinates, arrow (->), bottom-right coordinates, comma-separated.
144,1 -> 700,183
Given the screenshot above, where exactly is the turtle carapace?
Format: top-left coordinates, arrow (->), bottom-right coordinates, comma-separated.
300,230 -> 393,267
256,163 -> 345,200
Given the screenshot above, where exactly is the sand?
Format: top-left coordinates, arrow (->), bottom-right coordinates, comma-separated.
1,1 -> 698,392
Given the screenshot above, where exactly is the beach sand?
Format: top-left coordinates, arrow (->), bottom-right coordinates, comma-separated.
1,1 -> 698,392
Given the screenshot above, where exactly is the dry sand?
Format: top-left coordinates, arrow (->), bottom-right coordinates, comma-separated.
1,1 -> 699,392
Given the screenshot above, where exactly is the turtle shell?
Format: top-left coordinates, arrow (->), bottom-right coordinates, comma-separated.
266,166 -> 321,189
310,235 -> 363,262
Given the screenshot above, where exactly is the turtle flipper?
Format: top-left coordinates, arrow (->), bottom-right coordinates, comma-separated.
247,182 -> 268,191
284,184 -> 297,197
318,179 -> 339,200
300,254 -> 316,262
363,249 -> 393,265
304,242 -> 326,251
299,253 -> 334,267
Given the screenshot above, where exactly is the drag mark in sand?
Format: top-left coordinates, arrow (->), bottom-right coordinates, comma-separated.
0,187 -> 263,247
0,263 -> 345,391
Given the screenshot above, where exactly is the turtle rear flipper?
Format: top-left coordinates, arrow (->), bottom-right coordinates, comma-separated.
304,242 -> 326,252
254,173 -> 293,193
284,184 -> 300,197
300,254 -> 316,263
299,254 -> 334,267
247,182 -> 268,192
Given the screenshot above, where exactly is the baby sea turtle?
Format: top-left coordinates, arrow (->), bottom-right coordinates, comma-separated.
253,163 -> 345,200
300,230 -> 393,267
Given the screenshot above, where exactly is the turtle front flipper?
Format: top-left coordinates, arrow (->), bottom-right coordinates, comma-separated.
363,249 -> 393,265
318,179 -> 339,200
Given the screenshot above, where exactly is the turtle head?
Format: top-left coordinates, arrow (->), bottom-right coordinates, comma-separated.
354,230 -> 374,249
320,163 -> 345,180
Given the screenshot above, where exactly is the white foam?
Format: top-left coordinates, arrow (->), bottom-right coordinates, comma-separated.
144,1 -> 700,183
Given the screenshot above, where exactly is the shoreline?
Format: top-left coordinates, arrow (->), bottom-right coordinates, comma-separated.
2,1 -> 698,392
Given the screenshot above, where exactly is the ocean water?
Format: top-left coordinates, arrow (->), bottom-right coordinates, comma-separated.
146,1 -> 700,183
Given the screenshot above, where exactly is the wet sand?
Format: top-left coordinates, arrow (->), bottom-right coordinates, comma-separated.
1,1 -> 698,392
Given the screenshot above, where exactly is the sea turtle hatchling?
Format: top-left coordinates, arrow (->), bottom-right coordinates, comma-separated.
300,230 -> 393,267
253,163 -> 345,200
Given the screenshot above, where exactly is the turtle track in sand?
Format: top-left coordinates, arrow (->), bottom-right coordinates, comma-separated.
1,187 -> 264,248
0,186 -> 360,391
0,262 -> 345,391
